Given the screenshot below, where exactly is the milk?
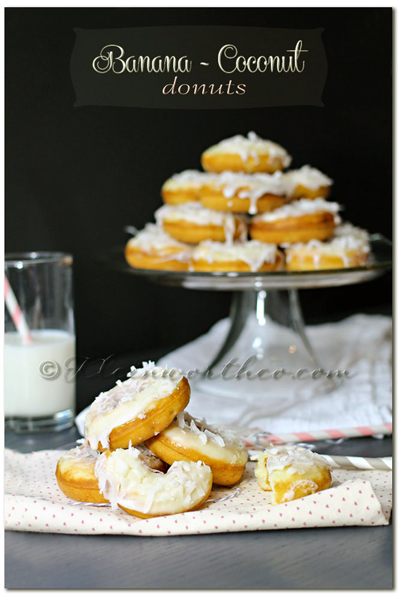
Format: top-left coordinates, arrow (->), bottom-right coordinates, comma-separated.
4,330 -> 76,418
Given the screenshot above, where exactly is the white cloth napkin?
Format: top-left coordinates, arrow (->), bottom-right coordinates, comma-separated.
156,314 -> 392,434
75,314 -> 391,437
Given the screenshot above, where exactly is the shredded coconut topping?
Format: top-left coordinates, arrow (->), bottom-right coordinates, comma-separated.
162,170 -> 217,191
155,202 -> 246,244
64,442 -> 101,464
192,240 -> 278,271
126,223 -> 193,261
255,444 -> 331,476
252,198 -> 341,223
210,171 -> 285,214
84,362 -> 182,450
94,447 -> 212,514
203,132 -> 292,168
175,411 -> 246,450
282,165 -> 333,196
284,223 -> 371,266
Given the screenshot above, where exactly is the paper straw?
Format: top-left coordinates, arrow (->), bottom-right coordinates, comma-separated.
248,451 -> 392,471
4,274 -> 33,344
320,455 -> 392,471
244,423 -> 392,448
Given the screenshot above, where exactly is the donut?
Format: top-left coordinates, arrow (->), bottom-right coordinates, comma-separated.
201,131 -> 292,174
191,240 -> 284,272
55,442 -> 167,503
199,171 -> 286,215
125,224 -> 192,271
249,198 -> 341,245
155,202 -> 247,244
145,411 -> 248,486
253,444 -> 332,504
84,362 -> 190,451
161,170 -> 217,205
95,446 -> 213,518
282,165 -> 333,200
55,443 -> 107,504
285,223 -> 370,270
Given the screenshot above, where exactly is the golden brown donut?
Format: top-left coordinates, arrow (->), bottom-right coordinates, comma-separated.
155,202 -> 247,244
253,444 -> 332,504
199,172 -> 286,215
191,240 -> 284,272
55,443 -> 168,503
161,170 -> 217,204
282,165 -> 333,201
55,444 -> 107,504
200,194 -> 285,214
125,224 -> 192,271
201,132 -> 291,174
285,223 -> 370,270
145,411 -> 248,486
250,199 -> 340,245
95,447 -> 213,518
84,363 -> 190,452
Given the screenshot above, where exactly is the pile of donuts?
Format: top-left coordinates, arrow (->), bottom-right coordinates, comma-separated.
56,363 -> 248,518
125,132 -> 371,273
56,362 -> 332,517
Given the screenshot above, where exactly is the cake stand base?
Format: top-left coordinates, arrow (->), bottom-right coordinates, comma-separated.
193,290 -> 343,408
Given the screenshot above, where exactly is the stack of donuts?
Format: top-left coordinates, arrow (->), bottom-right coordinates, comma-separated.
55,362 -> 249,518
125,132 -> 371,272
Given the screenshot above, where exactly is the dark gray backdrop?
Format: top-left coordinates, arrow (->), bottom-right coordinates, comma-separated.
6,8 -> 392,367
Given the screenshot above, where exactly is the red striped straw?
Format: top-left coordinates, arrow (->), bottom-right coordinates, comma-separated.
243,422 -> 392,448
4,274 -> 33,344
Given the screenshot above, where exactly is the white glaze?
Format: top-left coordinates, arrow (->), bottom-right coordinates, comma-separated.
95,446 -> 212,515
254,444 -> 330,476
252,198 -> 341,224
126,223 -> 193,261
203,131 -> 292,168
159,411 -> 248,466
285,223 -> 371,267
162,170 -> 217,191
59,440 -> 164,472
84,362 -> 182,450
282,165 -> 333,196
212,171 -> 285,214
155,202 -> 245,244
61,442 -> 100,466
192,240 -> 278,271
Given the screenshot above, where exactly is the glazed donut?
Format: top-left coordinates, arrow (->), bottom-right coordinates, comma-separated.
161,170 -> 217,205
95,446 -> 213,518
253,444 -> 332,505
155,202 -> 247,244
199,171 -> 286,215
84,362 -> 190,451
285,223 -> 370,270
145,411 -> 248,486
125,224 -> 192,271
201,131 -> 292,174
55,443 -> 107,504
191,240 -> 284,272
282,165 -> 333,200
55,442 -> 167,503
249,198 -> 341,245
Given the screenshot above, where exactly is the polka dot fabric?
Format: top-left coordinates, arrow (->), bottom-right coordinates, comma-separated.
4,448 -> 391,536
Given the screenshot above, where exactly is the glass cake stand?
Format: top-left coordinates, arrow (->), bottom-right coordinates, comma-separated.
103,234 -> 392,406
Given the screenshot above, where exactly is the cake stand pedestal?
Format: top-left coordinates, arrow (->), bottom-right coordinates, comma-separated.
103,234 -> 391,409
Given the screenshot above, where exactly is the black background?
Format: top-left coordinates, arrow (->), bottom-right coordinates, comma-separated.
5,8 -> 392,363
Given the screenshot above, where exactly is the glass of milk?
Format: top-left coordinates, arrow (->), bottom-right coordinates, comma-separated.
5,252 -> 76,432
